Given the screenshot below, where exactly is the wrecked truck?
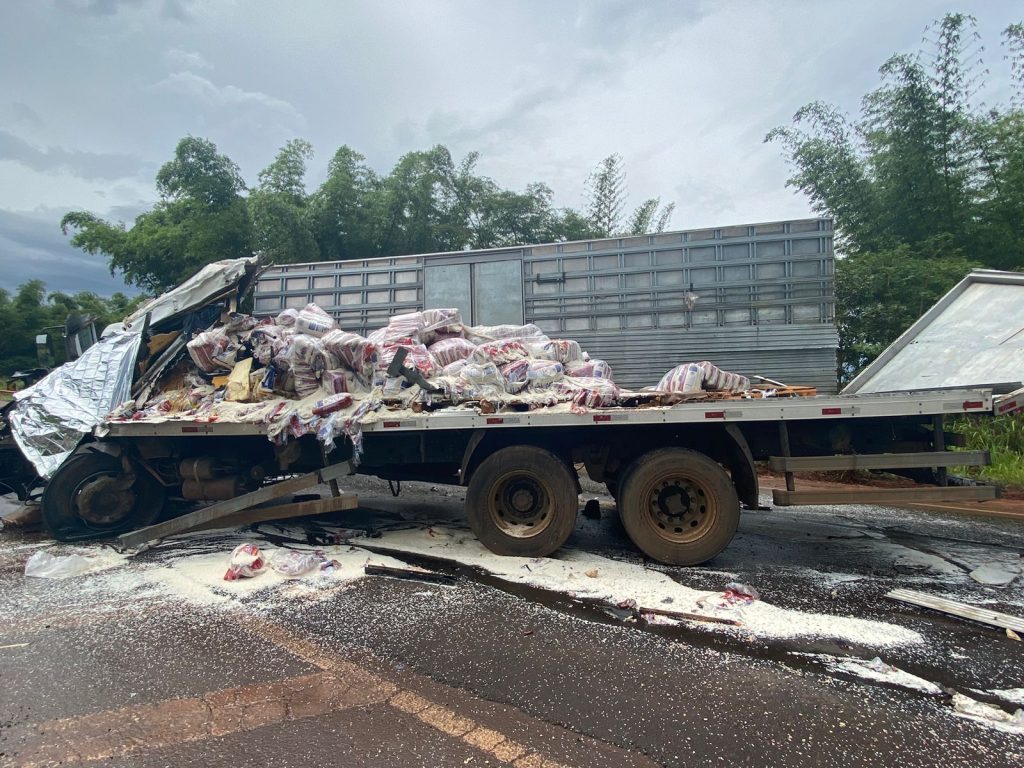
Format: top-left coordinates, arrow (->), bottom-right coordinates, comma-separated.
2,257 -> 1018,566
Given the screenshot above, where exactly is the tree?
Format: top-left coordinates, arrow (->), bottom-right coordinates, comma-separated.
836,240 -> 977,381
585,154 -> 626,237
0,282 -> 146,376
62,137 -> 253,292
249,139 -> 319,265
767,13 -> 1024,379
155,136 -> 247,207
627,197 -> 676,235
307,145 -> 380,262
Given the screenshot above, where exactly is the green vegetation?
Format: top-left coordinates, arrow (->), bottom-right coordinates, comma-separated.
59,139 -> 673,296
0,140 -> 674,375
0,283 -> 144,377
952,414 -> 1024,487
768,14 -> 1024,382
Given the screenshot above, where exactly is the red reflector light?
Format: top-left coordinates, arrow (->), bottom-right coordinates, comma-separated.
593,414 -> 612,422
383,421 -> 399,428
821,407 -> 842,415
704,411 -> 725,419
962,401 -> 983,410
486,417 -> 504,424
181,426 -> 198,433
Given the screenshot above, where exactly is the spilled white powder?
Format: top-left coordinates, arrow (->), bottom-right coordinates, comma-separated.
352,526 -> 924,648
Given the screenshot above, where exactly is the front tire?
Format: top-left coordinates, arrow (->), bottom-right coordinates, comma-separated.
618,448 -> 739,565
466,446 -> 579,557
41,450 -> 165,541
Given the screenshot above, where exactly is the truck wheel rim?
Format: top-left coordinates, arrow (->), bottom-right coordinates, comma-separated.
75,471 -> 136,528
488,472 -> 553,538
640,476 -> 717,544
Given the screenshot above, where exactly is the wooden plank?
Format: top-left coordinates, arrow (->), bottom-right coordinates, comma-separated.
189,493 -> 359,532
117,463 -> 350,549
769,450 -> 990,472
772,485 -> 998,506
638,606 -> 741,626
886,588 -> 1024,633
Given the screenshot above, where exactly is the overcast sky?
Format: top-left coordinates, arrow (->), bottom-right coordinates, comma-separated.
0,0 -> 1018,297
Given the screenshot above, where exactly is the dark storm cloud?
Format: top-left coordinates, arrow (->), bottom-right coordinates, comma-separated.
0,130 -> 147,182
0,209 -> 137,297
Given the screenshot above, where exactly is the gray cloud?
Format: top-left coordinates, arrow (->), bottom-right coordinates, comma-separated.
149,72 -> 306,129
54,0 -> 143,16
53,0 -> 192,20
6,103 -> 44,132
0,130 -> 146,181
161,0 -> 193,22
164,48 -> 211,72
0,209 -> 138,297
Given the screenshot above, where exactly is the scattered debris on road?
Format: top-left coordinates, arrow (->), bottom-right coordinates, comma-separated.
951,693 -> 1024,734
223,542 -> 266,581
886,588 -> 1024,634
24,548 -> 120,579
363,563 -> 456,585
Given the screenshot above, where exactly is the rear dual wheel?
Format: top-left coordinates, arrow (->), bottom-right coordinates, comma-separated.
466,446 -> 578,557
41,450 -> 165,541
618,448 -> 739,565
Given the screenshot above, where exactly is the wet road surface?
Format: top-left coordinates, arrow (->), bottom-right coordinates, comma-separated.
1,477 -> 1022,767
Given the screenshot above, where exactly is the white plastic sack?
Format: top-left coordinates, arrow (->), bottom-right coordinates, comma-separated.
24,550 -> 97,579
268,549 -> 322,578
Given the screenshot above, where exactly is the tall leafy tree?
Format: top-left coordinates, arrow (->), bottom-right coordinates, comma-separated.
585,153 -> 626,237
62,137 -> 253,292
768,13 -> 1024,380
248,139 -> 319,265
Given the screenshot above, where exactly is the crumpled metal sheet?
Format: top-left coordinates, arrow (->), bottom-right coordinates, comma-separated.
8,331 -> 142,479
117,257 -> 258,333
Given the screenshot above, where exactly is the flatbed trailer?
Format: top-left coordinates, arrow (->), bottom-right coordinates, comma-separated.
41,385 -> 1006,565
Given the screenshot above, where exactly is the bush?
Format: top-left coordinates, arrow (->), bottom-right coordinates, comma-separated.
951,413 -> 1024,488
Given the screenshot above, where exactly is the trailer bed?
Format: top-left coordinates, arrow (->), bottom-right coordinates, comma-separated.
98,387 -> 996,438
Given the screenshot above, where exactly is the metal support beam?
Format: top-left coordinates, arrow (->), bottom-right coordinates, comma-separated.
117,463 -> 351,550
768,450 -> 989,472
772,485 -> 998,506
777,422 -> 795,492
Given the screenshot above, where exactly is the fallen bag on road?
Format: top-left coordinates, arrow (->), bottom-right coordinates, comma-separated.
24,550 -> 98,579
268,549 -> 322,578
224,543 -> 266,581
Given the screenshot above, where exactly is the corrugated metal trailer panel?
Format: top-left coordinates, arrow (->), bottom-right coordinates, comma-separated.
568,326 -> 838,392
253,218 -> 838,392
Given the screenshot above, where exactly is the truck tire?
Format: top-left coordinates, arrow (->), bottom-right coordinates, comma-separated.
618,448 -> 739,566
466,446 -> 579,557
41,451 -> 165,541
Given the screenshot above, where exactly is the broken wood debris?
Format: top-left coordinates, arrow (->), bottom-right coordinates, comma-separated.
886,588 -> 1024,634
638,606 -> 742,626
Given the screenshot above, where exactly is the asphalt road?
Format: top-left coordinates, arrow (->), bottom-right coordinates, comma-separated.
1,477 -> 1022,767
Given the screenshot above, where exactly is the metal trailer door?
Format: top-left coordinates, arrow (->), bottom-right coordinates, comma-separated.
425,259 -> 523,327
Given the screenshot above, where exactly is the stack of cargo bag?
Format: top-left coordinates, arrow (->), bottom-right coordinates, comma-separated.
655,361 -> 750,395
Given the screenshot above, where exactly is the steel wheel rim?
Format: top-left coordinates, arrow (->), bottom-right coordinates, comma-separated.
73,470 -> 136,529
487,470 -> 554,539
638,474 -> 718,544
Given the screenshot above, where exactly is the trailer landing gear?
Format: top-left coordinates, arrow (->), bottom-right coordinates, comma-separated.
618,448 -> 739,566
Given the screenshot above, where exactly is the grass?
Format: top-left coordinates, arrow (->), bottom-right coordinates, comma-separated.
951,413 -> 1024,488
